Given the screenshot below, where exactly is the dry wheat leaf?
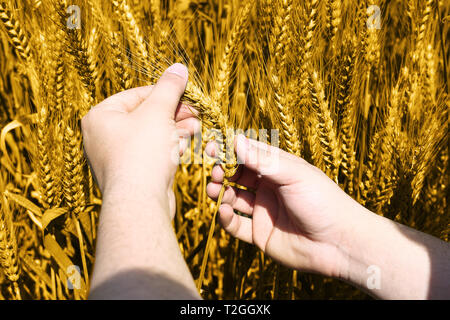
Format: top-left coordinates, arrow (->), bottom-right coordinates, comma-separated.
41,208 -> 67,230
43,234 -> 87,295
4,190 -> 42,216
0,120 -> 23,170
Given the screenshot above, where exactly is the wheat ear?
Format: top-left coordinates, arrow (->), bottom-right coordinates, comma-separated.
62,113 -> 86,221
310,71 -> 339,179
111,31 -> 133,91
36,106 -> 57,209
214,1 -> 253,110
0,1 -> 32,63
0,180 -> 21,299
269,0 -> 301,156
373,87 -> 402,214
326,0 -> 341,49
297,0 -> 318,116
57,0 -> 95,106
337,44 -> 357,194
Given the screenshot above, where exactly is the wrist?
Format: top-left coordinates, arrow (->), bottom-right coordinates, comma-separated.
332,203 -> 377,284
101,165 -> 168,194
102,176 -> 170,212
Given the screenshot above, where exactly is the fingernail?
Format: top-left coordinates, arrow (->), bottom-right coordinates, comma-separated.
166,63 -> 188,79
205,141 -> 218,158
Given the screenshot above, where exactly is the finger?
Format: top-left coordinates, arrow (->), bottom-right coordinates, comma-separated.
234,166 -> 259,189
206,182 -> 224,199
175,117 -> 201,136
135,63 -> 188,119
235,134 -> 304,185
252,186 -> 279,250
206,183 -> 255,215
95,86 -> 154,113
210,164 -> 234,183
218,204 -> 253,244
210,165 -> 224,182
205,140 -> 220,160
175,103 -> 199,122
210,165 -> 259,189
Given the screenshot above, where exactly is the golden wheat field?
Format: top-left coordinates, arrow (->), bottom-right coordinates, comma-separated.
0,0 -> 448,300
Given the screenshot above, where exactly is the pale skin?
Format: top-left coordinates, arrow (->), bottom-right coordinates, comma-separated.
83,64 -> 450,300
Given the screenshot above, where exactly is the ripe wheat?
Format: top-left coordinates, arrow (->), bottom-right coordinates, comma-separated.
0,0 -> 448,300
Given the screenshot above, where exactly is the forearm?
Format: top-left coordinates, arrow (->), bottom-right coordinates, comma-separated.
89,182 -> 200,299
337,206 -> 450,299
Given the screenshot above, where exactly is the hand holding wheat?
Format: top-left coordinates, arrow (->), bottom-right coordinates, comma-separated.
85,64 -> 201,299
206,135 -> 360,276
81,64 -> 199,218
207,135 -> 450,299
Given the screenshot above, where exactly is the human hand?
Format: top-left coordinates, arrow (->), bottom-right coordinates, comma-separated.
81,64 -> 199,218
206,135 -> 366,278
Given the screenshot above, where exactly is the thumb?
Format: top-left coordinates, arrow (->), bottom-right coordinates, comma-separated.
235,134 -> 301,185
134,63 -> 188,118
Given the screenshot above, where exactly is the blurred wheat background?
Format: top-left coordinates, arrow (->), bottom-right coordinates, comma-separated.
0,0 -> 448,300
